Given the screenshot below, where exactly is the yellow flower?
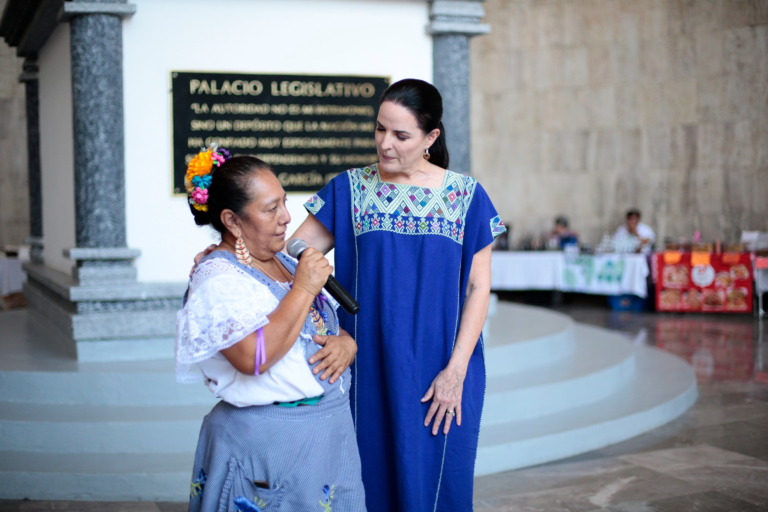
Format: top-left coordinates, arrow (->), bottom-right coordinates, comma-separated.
186,150 -> 214,182
192,203 -> 208,212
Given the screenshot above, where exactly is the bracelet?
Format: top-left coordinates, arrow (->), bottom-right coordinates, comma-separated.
254,327 -> 266,375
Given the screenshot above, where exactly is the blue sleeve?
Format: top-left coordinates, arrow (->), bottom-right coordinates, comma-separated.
303,173 -> 345,237
464,181 -> 506,255
301,172 -> 356,332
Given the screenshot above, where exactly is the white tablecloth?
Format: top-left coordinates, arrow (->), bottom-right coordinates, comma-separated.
0,258 -> 26,296
491,252 -> 649,298
490,251 -> 564,290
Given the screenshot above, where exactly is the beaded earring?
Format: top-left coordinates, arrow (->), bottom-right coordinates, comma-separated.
235,237 -> 252,265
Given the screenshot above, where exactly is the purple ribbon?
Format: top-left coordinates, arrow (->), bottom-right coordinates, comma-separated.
254,327 -> 266,375
313,293 -> 329,311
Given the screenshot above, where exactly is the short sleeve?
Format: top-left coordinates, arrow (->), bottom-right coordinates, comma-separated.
464,181 -> 506,255
175,262 -> 276,382
303,176 -> 340,237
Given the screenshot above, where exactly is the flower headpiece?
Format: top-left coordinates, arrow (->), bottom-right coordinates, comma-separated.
185,144 -> 231,212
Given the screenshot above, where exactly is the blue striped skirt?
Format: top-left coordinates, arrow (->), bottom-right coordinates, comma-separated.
188,395 -> 366,512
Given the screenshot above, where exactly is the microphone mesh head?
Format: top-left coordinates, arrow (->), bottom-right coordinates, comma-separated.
286,238 -> 307,258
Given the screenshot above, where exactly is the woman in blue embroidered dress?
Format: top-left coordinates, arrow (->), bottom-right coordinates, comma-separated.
293,79 -> 507,511
176,152 -> 366,511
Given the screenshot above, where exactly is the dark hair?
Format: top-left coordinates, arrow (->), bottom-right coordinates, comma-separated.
380,79 -> 449,169
626,209 -> 641,219
190,155 -> 273,235
555,216 -> 569,228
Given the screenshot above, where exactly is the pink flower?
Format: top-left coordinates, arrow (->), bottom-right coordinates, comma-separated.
191,187 -> 209,204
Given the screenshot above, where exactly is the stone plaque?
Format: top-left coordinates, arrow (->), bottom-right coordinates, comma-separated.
170,71 -> 389,193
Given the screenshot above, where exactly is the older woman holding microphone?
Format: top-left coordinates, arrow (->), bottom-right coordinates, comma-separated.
176,148 -> 365,511
294,79 -> 506,511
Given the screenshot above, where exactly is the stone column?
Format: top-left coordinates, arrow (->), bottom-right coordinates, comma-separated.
62,0 -> 137,281
70,8 -> 126,248
428,0 -> 489,175
7,0 -> 185,362
19,58 -> 43,263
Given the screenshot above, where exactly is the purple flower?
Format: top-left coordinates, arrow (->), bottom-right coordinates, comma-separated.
218,148 -> 231,160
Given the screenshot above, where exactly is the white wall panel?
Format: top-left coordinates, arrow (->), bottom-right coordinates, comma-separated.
38,25 -> 75,275
123,0 -> 431,282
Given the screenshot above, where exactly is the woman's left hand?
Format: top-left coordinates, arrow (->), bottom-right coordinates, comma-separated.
308,330 -> 357,384
422,365 -> 465,435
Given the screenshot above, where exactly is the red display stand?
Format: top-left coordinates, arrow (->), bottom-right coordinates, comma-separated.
654,252 -> 753,313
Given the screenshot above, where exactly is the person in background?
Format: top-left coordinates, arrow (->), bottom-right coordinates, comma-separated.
549,216 -> 578,249
615,209 -> 655,254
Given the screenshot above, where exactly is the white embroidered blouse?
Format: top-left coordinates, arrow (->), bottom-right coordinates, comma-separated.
175,256 -> 324,407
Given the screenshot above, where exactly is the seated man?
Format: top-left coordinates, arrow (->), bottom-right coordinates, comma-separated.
614,209 -> 655,253
549,216 -> 578,250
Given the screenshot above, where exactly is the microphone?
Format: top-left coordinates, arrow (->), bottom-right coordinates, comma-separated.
287,239 -> 360,315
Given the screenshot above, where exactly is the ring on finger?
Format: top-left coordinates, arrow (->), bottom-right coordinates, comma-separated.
447,410 -> 455,416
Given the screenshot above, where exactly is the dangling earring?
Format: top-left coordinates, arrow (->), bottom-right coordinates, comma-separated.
424,147 -> 431,160
235,236 -> 252,265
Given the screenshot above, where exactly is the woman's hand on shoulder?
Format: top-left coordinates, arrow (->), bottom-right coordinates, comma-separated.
189,244 -> 218,277
292,248 -> 332,297
308,329 -> 357,384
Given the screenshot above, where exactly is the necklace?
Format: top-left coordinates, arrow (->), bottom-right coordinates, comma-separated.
251,257 -> 293,290
222,241 -> 293,289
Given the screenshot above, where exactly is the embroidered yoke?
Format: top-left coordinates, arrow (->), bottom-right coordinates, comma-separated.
305,165 -> 506,512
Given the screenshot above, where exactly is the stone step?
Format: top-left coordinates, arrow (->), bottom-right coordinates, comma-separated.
0,309 -> 215,405
475,343 -> 698,476
0,403 -> 211,453
0,306 -> 697,501
0,452 -> 193,501
484,303 -> 575,378
482,324 -> 635,425
4,324 -> 633,454
0,366 -> 217,406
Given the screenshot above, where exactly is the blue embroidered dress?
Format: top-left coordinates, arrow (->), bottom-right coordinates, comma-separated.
304,165 -> 505,512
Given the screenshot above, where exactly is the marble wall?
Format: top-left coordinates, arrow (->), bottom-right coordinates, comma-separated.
0,32 -> 29,248
471,0 -> 768,247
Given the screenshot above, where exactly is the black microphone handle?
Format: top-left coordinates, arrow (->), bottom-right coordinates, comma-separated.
293,247 -> 360,315
324,274 -> 360,315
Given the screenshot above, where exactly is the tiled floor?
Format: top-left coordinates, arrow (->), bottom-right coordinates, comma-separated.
473,381 -> 768,511
473,302 -> 768,511
1,303 -> 766,511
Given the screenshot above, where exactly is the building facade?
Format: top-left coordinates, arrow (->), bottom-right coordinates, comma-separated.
0,0 -> 488,359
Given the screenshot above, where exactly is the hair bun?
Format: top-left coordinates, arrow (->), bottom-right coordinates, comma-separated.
187,155 -> 273,236
191,206 -> 212,227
